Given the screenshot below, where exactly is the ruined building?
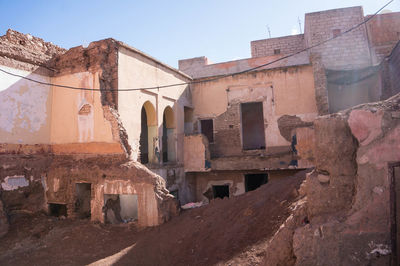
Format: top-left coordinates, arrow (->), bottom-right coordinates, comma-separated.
0,30 -> 183,228
0,4 -> 400,253
179,6 -> 400,203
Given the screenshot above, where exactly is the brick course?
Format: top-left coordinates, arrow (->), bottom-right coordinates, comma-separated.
304,6 -> 371,70
251,34 -> 305,58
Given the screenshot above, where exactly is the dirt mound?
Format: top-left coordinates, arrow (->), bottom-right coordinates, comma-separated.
0,171 -> 306,266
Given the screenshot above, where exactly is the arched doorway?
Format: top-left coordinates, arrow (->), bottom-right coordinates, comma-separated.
139,101 -> 157,164
162,106 -> 175,163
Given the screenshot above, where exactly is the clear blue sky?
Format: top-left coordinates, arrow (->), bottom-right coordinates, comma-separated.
0,0 -> 399,68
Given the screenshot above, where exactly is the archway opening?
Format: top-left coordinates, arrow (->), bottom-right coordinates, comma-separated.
162,106 -> 175,163
139,101 -> 157,164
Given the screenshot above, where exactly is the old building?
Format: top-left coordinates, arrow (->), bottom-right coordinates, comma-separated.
0,30 -> 181,227
0,5 -> 400,234
178,6 -> 400,203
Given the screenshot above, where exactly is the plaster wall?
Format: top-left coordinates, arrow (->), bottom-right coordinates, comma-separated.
191,65 -> 317,153
117,47 -> 191,163
183,134 -> 209,172
0,66 -> 51,144
50,72 -> 116,146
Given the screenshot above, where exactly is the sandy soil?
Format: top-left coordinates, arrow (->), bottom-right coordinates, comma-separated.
0,171 -> 305,266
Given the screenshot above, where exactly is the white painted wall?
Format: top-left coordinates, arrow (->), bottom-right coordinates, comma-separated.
0,66 -> 51,144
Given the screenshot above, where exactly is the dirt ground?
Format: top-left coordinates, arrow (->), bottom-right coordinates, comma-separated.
0,171 -> 306,266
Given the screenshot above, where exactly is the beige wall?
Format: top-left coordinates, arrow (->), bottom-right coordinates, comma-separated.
0,65 -> 120,153
50,72 -> 116,145
0,66 -> 52,144
184,134 -> 209,172
117,47 -> 191,163
192,65 -> 317,148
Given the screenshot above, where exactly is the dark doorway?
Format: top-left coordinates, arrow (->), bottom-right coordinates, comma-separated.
241,102 -> 266,150
212,185 -> 229,199
74,183 -> 91,219
201,119 -> 214,143
245,173 -> 268,192
162,113 -> 168,162
139,106 -> 149,164
48,203 -> 67,217
391,164 -> 400,265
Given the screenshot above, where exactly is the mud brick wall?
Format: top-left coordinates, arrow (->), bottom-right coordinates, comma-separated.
251,34 -> 305,58
0,153 -> 52,215
366,12 -> 400,64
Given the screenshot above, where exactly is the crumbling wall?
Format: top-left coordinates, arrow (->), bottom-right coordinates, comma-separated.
49,39 -> 118,108
0,30 -> 65,145
191,169 -> 302,203
0,147 -> 53,237
183,134 -> 210,172
45,155 -> 178,227
0,29 -> 65,69
262,93 -> 400,265
47,39 -> 132,156
189,65 -> 317,171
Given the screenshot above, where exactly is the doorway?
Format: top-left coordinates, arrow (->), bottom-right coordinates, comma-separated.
139,101 -> 157,164
162,106 -> 175,163
390,163 -> 400,265
245,173 -> 268,192
74,183 -> 91,219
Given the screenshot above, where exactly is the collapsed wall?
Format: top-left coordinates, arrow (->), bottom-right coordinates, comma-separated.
0,30 -> 178,235
262,93 -> 400,265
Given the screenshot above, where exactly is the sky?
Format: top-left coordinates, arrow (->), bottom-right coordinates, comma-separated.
0,0 -> 399,68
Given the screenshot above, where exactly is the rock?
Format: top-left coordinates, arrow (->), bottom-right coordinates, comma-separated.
372,186 -> 384,195
348,109 -> 383,146
317,174 -> 330,184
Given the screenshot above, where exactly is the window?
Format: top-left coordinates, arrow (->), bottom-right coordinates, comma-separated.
274,49 -> 281,55
241,102 -> 266,150
201,119 -> 214,143
48,203 -> 67,217
332,29 -> 341,38
212,185 -> 229,199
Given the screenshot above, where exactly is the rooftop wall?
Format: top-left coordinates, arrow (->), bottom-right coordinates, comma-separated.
251,34 -> 305,58
178,52 -> 309,79
366,12 -> 400,64
304,6 -> 371,70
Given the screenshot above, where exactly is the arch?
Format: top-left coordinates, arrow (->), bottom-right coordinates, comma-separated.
162,106 -> 176,163
163,106 -> 175,129
139,101 -> 157,164
142,101 -> 157,126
